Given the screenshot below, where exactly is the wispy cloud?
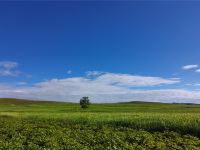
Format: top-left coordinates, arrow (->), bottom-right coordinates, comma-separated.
0,61 -> 31,77
195,69 -> 200,73
95,73 -> 180,87
0,61 -> 18,69
67,70 -> 72,74
186,83 -> 200,87
0,61 -> 20,76
86,71 -> 104,77
16,82 -> 27,85
182,64 -> 198,70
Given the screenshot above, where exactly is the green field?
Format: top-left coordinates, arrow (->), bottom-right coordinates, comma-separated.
0,98 -> 200,149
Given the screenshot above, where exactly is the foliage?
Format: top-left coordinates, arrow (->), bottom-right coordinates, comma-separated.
80,97 -> 90,109
0,117 -> 199,150
0,98 -> 200,149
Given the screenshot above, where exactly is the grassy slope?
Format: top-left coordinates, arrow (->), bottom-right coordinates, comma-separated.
0,98 -> 200,131
0,98 -> 200,149
1,98 -> 200,113
0,98 -> 200,136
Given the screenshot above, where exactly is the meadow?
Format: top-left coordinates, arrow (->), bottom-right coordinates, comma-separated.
0,98 -> 200,149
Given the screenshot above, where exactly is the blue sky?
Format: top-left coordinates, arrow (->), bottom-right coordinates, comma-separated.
1,1 -> 200,103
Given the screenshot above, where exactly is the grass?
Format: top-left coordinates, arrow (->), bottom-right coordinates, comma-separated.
0,98 -> 200,149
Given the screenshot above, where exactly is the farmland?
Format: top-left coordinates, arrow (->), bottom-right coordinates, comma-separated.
0,98 -> 200,149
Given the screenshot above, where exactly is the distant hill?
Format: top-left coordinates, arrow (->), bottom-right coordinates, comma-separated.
117,100 -> 200,105
0,98 -> 199,106
118,101 -> 162,104
0,98 -> 58,105
0,98 -> 163,105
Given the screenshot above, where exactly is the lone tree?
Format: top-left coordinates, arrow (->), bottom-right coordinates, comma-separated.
80,97 -> 90,109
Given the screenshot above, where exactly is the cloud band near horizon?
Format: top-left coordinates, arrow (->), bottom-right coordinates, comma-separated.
1,71 -> 199,103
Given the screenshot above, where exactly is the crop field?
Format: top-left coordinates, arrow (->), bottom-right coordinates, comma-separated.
0,98 -> 200,149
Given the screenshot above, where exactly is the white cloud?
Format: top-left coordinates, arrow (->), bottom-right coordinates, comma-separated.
67,70 -> 72,74
0,61 -> 20,76
169,77 -> 181,80
186,83 -> 200,86
0,71 -> 194,103
195,69 -> 200,73
182,64 -> 198,70
0,61 -> 18,69
86,71 -> 104,77
0,84 -> 200,103
16,82 -> 27,85
95,73 -> 180,87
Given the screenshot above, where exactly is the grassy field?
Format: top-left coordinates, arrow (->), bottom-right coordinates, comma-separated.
0,98 -> 200,149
